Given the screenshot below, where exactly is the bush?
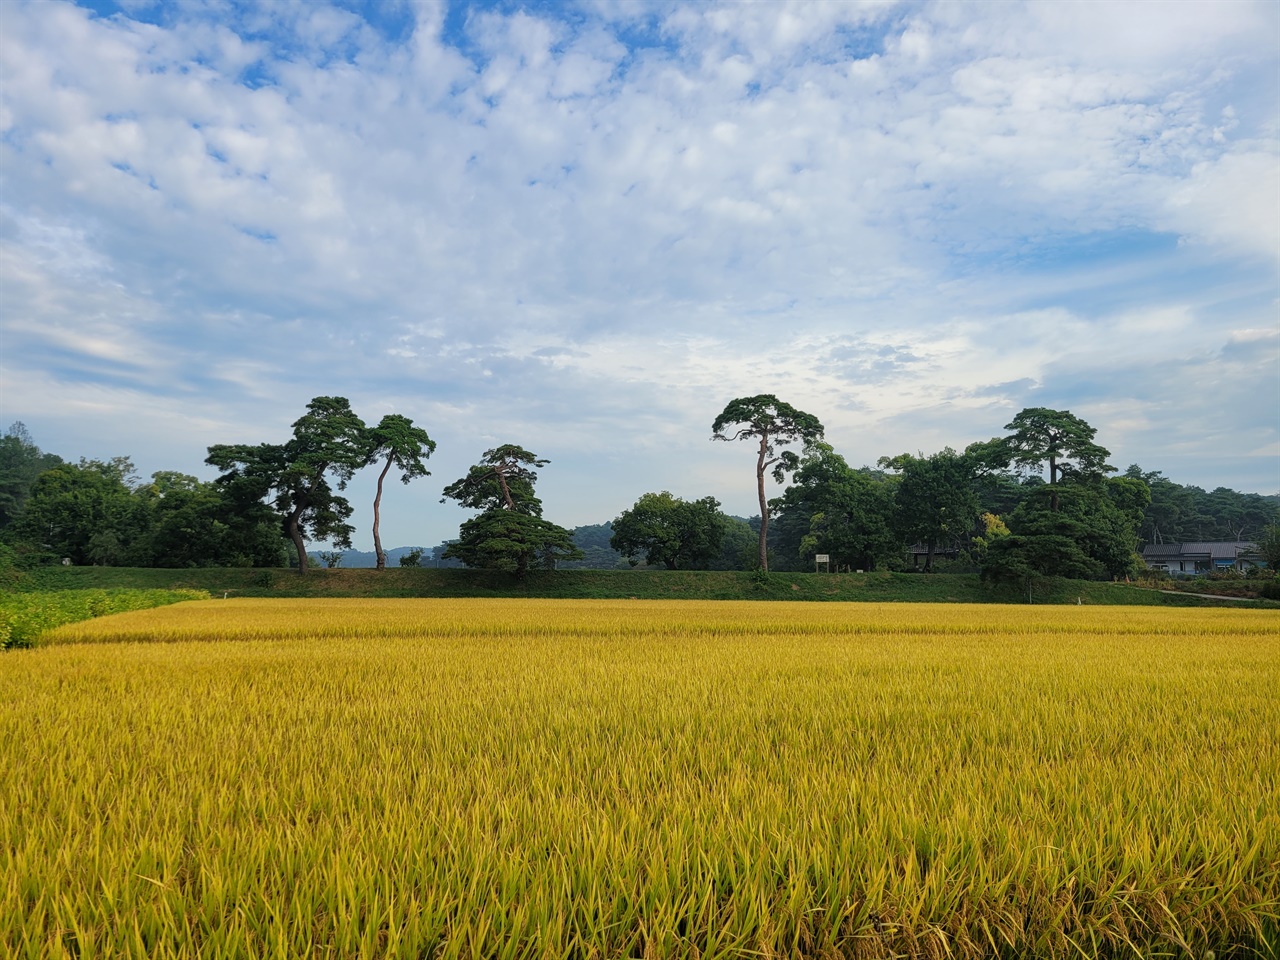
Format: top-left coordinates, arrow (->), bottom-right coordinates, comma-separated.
1259,578 -> 1280,601
1207,569 -> 1246,581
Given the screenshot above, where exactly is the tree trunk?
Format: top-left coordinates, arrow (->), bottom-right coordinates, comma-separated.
1049,454 -> 1059,512
924,539 -> 936,573
494,465 -> 516,510
373,454 -> 392,570
756,433 -> 770,573
287,505 -> 308,574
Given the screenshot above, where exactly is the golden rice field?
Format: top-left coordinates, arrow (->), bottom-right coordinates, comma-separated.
3,599 -> 1277,960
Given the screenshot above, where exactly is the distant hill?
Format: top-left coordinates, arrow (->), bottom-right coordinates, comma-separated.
559,523 -> 630,570
309,545 -> 465,569
311,525 -> 630,570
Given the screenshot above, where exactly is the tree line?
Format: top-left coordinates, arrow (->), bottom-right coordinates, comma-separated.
1,395 -> 1276,580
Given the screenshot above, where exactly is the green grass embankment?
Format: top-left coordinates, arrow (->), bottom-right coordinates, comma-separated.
3,565 -> 1268,606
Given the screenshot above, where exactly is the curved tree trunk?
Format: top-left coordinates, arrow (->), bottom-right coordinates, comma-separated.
495,464 -> 528,575
373,454 -> 392,570
287,504 -> 308,575
494,465 -> 516,510
756,433 -> 770,573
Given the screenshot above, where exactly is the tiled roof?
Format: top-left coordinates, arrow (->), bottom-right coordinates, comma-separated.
1141,541 -> 1256,559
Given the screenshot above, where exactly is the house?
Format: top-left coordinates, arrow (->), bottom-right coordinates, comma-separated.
906,542 -> 962,569
1141,541 -> 1262,575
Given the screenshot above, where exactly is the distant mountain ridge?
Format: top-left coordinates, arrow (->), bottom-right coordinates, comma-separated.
309,524 -> 632,570
311,519 -> 760,570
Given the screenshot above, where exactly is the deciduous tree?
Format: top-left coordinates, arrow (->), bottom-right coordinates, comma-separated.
0,422 -> 63,530
878,448 -> 981,572
610,492 -> 729,570
139,471 -> 286,568
772,443 -> 898,572
11,458 -> 146,565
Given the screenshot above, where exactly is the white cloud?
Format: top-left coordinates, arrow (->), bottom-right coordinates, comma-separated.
1164,147 -> 1280,262
1,0 -> 1277,545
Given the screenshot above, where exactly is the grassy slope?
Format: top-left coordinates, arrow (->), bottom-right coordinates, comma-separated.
5,565 -> 1268,606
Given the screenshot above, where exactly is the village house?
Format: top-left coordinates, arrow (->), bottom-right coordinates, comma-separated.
1141,541 -> 1263,575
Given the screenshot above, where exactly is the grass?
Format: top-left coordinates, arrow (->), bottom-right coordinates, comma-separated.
5,564 -> 1268,607
3,599 -> 1277,958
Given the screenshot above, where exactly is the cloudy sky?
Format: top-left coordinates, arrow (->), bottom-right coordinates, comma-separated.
2,0 -> 1277,549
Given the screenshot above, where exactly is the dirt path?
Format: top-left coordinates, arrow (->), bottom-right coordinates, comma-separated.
1155,589 -> 1262,602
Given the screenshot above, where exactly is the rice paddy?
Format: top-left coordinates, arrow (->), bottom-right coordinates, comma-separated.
3,599 -> 1277,959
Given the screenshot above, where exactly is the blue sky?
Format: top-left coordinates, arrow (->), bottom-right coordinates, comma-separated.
2,0 -> 1277,550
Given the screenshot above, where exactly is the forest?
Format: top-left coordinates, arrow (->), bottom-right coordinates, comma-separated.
1,395 -> 1277,584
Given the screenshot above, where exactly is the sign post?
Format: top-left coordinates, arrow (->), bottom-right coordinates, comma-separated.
815,553 -> 830,573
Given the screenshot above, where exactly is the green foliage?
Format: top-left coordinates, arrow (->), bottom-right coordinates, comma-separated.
714,517 -> 758,571
366,414 -> 435,569
711,396 -> 826,482
0,588 -> 208,649
610,492 -> 729,570
207,396 -> 368,573
879,448 -> 982,571
983,531 -> 1101,591
1255,524 -> 1280,570
0,422 -> 64,531
137,472 -> 287,568
984,477 -> 1149,588
979,412 -> 1145,590
365,415 -> 436,486
556,524 -> 629,570
970,512 -> 1010,563
440,445 -> 546,514
999,407 -> 1115,492
444,510 -> 582,575
771,443 -> 898,572
712,395 -> 825,573
1126,465 -> 1280,544
9,458 -> 149,566
398,548 -> 424,568
441,445 -> 582,576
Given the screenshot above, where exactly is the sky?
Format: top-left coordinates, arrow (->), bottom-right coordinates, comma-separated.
1,0 -> 1278,551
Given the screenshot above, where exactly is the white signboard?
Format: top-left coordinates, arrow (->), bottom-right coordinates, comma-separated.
814,554 -> 830,563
